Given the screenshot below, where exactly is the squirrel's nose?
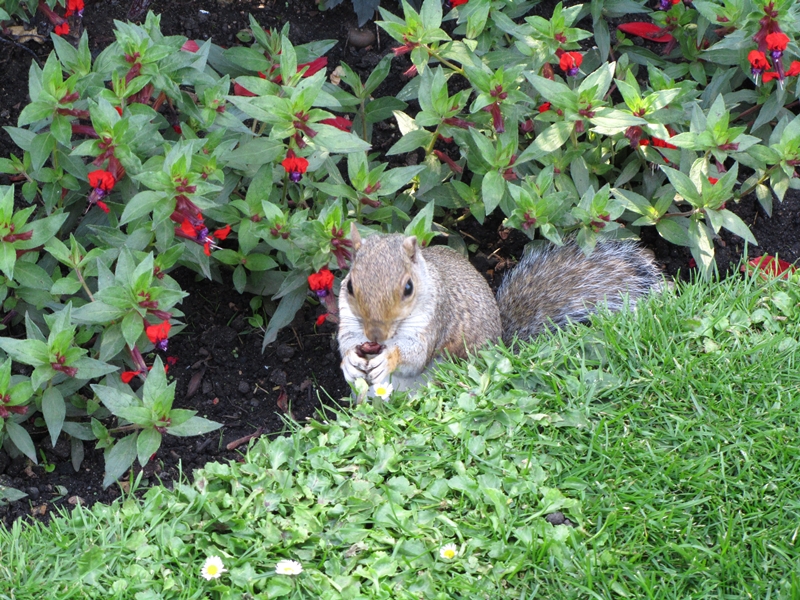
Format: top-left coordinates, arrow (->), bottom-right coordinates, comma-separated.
365,323 -> 390,343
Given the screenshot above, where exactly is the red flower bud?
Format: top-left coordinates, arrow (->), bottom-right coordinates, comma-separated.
616,22 -> 675,43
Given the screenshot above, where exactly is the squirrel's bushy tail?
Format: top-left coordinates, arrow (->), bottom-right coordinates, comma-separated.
496,239 -> 664,345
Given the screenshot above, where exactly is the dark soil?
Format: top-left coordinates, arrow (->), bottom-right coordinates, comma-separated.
0,0 -> 798,525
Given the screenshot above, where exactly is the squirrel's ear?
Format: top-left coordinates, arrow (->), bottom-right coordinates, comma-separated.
402,236 -> 418,261
350,222 -> 362,252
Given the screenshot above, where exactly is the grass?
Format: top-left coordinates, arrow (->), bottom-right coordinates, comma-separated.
0,270 -> 799,599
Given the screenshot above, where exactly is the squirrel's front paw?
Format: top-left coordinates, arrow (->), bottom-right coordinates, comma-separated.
364,346 -> 400,385
341,348 -> 371,383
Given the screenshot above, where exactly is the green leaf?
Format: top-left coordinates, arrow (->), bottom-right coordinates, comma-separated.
0,337 -> 49,367
244,254 -> 278,271
61,421 -> 96,441
0,242 -> 16,280
387,129 -> 434,155
103,433 -> 138,488
233,264 -> 247,294
23,212 -> 69,249
265,577 -> 294,598
74,357 -> 119,380
516,122 -> 574,164
5,421 -> 37,463
121,311 -> 145,349
706,209 -> 757,244
120,191 -> 166,225
71,301 -> 127,325
661,166 -> 701,206
524,73 -> 575,107
136,427 -> 162,466
91,384 -> 137,418
312,124 -> 372,153
482,171 -> 505,216
656,217 -> 691,247
262,285 -> 306,348
42,386 -> 65,447
142,356 -> 172,412
226,138 -> 285,169
166,416 -> 222,437
688,219 -> 715,278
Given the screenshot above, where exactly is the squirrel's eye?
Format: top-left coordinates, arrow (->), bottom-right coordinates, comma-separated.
347,280 -> 354,295
403,280 -> 413,297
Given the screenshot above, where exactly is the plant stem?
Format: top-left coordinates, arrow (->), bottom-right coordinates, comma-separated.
424,124 -> 442,158
75,266 -> 95,302
425,46 -> 465,76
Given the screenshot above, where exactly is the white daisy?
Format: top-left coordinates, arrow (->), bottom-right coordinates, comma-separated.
439,543 -> 458,560
372,382 -> 394,399
200,555 -> 227,580
275,559 -> 303,575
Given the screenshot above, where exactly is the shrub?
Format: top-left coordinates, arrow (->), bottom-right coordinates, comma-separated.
0,0 -> 799,484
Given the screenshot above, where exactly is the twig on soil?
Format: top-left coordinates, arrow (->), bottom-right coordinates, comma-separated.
225,427 -> 264,451
0,34 -> 43,67
291,327 -> 304,350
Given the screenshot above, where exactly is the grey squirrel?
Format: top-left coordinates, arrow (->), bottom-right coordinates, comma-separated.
337,226 -> 665,389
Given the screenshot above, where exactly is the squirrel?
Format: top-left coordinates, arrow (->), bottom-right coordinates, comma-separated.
337,225 -> 665,389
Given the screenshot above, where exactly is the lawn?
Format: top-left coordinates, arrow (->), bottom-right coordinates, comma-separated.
1,270 -> 799,599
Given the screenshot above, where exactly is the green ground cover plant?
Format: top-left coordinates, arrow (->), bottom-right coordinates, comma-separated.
1,0 -> 800,496
0,269 -> 798,598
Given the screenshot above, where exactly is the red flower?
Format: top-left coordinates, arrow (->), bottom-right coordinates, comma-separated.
616,22 -> 675,44
538,102 -> 552,113
788,61 -> 800,77
273,57 -> 328,84
121,370 -> 139,384
762,71 -> 780,83
233,82 -> 257,97
65,0 -> 84,16
299,56 -> 328,78
214,225 -> 231,240
146,321 -> 171,351
748,50 -> 769,74
652,137 -> 677,150
558,52 -> 583,76
450,0 -> 469,5
114,106 -> 123,116
708,177 -> 719,184
316,313 -> 329,326
96,200 -> 109,213
282,151 -> 309,182
179,218 -> 198,239
88,170 -> 116,193
172,124 -> 183,134
766,32 -> 789,53
308,267 -> 334,297
54,23 -> 70,36
320,116 -> 353,132
181,40 -> 200,53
